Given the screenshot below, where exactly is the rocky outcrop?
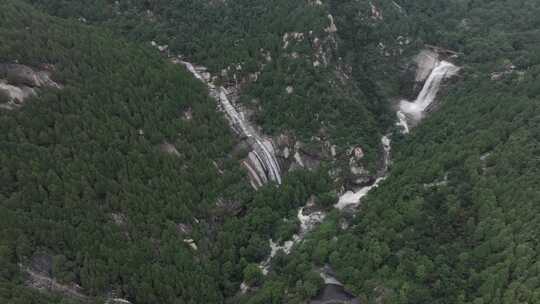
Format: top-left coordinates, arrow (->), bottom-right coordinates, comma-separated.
159,142 -> 180,156
413,50 -> 439,83
325,14 -> 338,33
0,81 -> 35,109
0,63 -> 62,110
310,284 -> 360,304
336,136 -> 391,211
21,255 -> 87,301
272,132 -> 334,174
0,64 -> 61,88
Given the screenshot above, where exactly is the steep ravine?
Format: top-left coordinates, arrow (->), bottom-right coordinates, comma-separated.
309,51 -> 460,303
179,47 -> 459,301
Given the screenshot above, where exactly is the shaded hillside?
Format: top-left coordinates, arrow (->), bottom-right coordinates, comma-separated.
0,1 -> 338,303
242,1 -> 540,303
2,0 -> 540,304
26,0 -> 401,173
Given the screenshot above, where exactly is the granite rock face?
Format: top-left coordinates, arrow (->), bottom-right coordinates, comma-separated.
0,63 -> 62,110
0,63 -> 61,88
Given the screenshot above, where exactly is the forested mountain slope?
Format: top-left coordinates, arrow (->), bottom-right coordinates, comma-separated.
242,1 -> 540,303
2,0 -> 540,304
0,1 -> 335,303
0,1 -> 242,302
27,0 -> 401,177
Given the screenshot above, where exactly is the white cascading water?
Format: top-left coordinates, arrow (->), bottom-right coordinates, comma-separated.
335,135 -> 391,210
258,205 -> 326,275
181,61 -> 282,185
397,60 -> 459,133
258,135 -> 391,280
253,54 -> 459,294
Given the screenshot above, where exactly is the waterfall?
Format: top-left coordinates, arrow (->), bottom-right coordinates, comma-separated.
259,205 -> 326,275
397,60 -> 459,133
181,61 -> 282,185
335,136 -> 391,210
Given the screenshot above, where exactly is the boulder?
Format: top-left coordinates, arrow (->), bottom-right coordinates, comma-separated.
0,63 -> 60,88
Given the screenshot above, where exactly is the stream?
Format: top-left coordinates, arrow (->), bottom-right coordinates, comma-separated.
179,52 -> 458,301
311,54 -> 459,303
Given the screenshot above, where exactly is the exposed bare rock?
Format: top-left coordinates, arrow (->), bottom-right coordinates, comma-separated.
413,50 -> 439,82
283,32 -> 305,49
182,107 -> 193,120
181,61 -> 282,187
325,14 -> 338,33
352,146 -> 364,160
293,141 -> 329,170
308,0 -> 323,6
160,142 -> 180,156
276,133 -> 293,147
106,298 -> 133,304
21,263 -> 87,301
214,197 -> 243,216
310,284 -> 360,304
249,72 -> 260,82
183,239 -> 198,250
346,146 -> 372,186
110,213 -> 127,226
242,162 -> 263,189
313,23 -> 337,67
330,145 -> 337,157
286,86 -> 294,94
392,1 -> 405,13
490,62 -> 524,81
0,63 -> 62,110
283,147 -> 290,159
423,173 -> 449,188
0,80 -> 35,110
176,223 -> 193,235
260,48 -> 272,62
0,63 -> 61,88
373,286 -> 394,304
370,2 -> 384,21
348,163 -> 372,186
294,151 -> 305,168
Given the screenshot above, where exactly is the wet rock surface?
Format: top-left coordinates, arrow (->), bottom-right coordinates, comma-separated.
310,284 -> 360,304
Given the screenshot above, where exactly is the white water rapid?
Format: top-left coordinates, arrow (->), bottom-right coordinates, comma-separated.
181,61 -> 282,185
335,136 -> 391,210
259,205 -> 326,275
397,60 -> 459,133
257,135 -> 392,280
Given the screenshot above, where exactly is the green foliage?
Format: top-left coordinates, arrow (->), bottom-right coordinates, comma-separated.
3,0 -> 540,303
0,1 -> 337,303
244,0 -> 540,303
27,0 -> 391,165
243,264 -> 264,286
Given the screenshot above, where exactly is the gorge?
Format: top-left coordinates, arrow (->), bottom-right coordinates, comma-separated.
4,1 -> 536,303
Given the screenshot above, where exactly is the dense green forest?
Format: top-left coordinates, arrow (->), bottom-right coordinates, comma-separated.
242,0 -> 540,303
2,0 -> 540,303
0,1 -> 336,303
26,0 -> 396,164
